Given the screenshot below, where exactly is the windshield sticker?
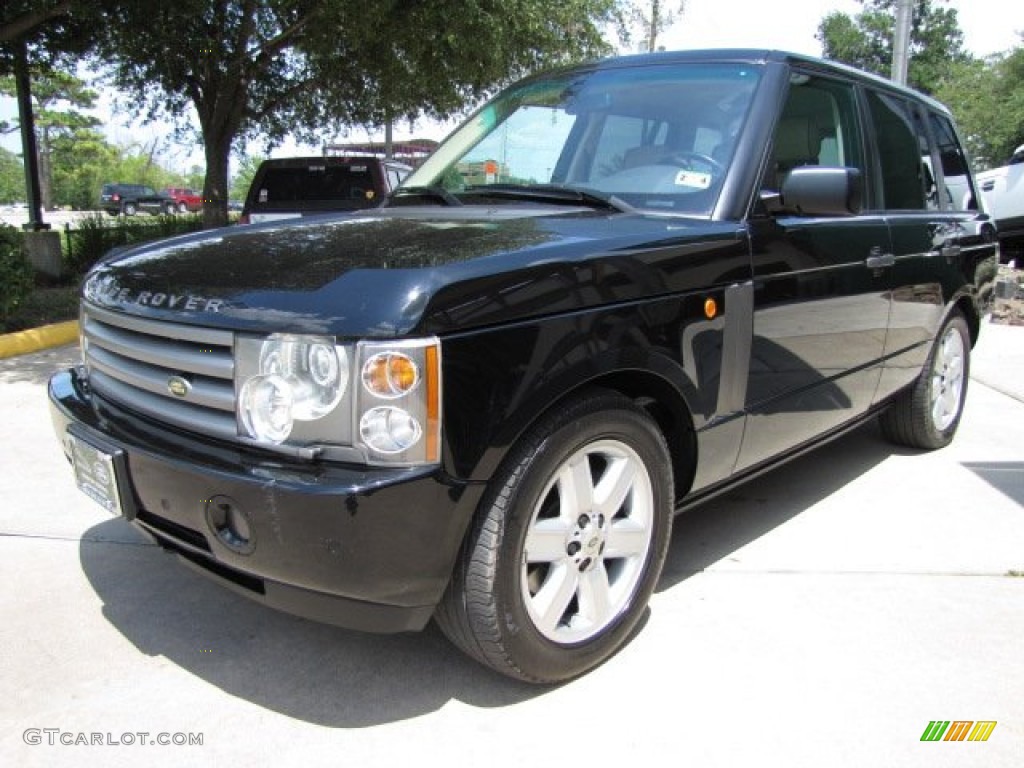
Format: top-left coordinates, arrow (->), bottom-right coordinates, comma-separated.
674,170 -> 711,189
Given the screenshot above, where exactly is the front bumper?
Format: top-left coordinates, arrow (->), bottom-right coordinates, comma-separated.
49,368 -> 484,633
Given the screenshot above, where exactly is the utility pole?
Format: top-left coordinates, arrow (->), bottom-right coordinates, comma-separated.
14,40 -> 48,231
891,0 -> 913,86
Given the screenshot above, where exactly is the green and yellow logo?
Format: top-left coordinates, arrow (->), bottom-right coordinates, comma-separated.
921,721 -> 997,742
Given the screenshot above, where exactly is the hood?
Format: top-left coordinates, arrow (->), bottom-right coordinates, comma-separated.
83,207 -> 746,337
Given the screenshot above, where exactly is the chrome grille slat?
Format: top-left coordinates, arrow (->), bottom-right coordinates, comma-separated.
86,302 -> 234,346
82,303 -> 238,439
91,370 -> 238,441
84,316 -> 233,379
88,345 -> 234,412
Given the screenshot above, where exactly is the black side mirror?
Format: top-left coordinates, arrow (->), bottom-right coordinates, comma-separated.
763,167 -> 863,217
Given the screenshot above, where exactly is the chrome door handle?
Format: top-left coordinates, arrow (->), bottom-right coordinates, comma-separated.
866,251 -> 895,269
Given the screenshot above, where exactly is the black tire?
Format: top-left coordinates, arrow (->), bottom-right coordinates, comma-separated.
177,202 -> 188,214
122,202 -> 137,216
163,203 -> 176,216
435,389 -> 674,683
880,311 -> 970,450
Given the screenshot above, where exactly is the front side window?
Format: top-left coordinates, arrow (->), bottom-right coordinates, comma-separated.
403,62 -> 762,216
764,73 -> 864,191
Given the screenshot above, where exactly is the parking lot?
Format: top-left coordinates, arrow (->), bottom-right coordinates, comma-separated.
1,325 -> 1021,767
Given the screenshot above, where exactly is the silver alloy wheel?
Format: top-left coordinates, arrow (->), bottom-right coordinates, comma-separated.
930,324 -> 966,431
521,439 -> 654,644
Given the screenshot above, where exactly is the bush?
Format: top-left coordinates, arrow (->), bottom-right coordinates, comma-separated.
0,225 -> 34,324
66,213 -> 207,274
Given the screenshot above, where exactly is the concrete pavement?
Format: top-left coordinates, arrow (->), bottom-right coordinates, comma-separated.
1,321 -> 1021,767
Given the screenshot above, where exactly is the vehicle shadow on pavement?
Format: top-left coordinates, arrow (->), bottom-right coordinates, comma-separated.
78,522 -> 545,727
0,344 -> 79,386
659,420 -> 897,589
76,419 -> 901,727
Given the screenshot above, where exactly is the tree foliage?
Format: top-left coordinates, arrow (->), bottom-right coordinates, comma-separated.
935,40 -> 1024,169
92,0 -> 625,227
817,0 -> 968,94
0,69 -> 101,208
0,148 -> 27,203
229,154 -> 265,201
0,1 -> 100,74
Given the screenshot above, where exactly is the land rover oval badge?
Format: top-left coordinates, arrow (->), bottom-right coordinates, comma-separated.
167,376 -> 191,398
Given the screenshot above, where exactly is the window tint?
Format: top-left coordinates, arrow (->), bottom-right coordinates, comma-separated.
253,165 -> 375,205
928,112 -> 975,210
766,75 -> 863,191
866,91 -> 928,210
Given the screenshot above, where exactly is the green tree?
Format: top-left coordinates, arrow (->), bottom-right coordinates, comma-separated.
817,0 -> 968,94
0,1 -> 99,73
0,147 -> 27,203
230,154 -> 265,201
48,126 -> 118,209
94,0 -> 624,228
935,41 -> 1024,169
0,68 -> 101,208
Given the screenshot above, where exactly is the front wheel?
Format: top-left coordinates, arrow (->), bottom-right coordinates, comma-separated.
435,390 -> 673,683
880,311 -> 970,449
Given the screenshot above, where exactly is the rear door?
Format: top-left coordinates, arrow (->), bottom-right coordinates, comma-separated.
863,90 -> 988,400
737,70 -> 891,471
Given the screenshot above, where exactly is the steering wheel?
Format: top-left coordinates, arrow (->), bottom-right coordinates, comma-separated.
667,151 -> 725,175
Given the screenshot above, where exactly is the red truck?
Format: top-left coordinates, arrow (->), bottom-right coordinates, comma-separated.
162,187 -> 204,213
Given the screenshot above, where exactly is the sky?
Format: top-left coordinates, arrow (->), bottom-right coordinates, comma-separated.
2,0 -> 1021,173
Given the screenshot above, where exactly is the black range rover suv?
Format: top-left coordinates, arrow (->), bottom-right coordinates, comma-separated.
51,50 -> 997,683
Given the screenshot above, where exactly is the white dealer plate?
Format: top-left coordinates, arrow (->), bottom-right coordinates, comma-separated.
68,431 -> 123,517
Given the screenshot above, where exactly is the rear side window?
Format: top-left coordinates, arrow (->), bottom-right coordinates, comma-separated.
252,165 -> 377,206
865,91 -> 929,211
928,112 -> 976,211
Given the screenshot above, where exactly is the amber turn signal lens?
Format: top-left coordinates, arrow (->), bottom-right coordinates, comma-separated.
704,298 -> 718,319
362,352 -> 419,397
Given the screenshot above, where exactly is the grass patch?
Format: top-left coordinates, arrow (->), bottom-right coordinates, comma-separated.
1007,570 -> 1024,578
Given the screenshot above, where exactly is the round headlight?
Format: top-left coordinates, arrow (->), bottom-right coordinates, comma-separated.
258,336 -> 347,421
308,342 -> 340,387
361,352 -> 419,398
239,374 -> 294,443
359,406 -> 423,454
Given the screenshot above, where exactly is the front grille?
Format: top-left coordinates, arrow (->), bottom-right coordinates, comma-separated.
82,303 -> 238,441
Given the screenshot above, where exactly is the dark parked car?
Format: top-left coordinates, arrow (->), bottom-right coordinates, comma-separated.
100,183 -> 176,217
52,50 -> 996,683
239,155 -> 411,223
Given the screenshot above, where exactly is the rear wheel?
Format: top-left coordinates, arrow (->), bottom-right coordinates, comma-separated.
122,202 -> 137,216
177,202 -> 188,214
880,311 -> 970,449
435,390 -> 673,683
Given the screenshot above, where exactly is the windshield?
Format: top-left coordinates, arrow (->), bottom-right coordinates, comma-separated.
403,61 -> 762,216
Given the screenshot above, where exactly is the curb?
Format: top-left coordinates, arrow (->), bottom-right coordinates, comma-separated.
0,320 -> 79,360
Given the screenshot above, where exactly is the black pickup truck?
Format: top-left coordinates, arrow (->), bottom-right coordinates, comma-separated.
50,49 -> 996,683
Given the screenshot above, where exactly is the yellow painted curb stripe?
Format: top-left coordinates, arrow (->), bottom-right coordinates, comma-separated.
0,320 -> 79,360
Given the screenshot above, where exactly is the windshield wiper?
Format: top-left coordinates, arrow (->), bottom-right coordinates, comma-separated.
388,186 -> 464,207
461,184 -> 633,213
